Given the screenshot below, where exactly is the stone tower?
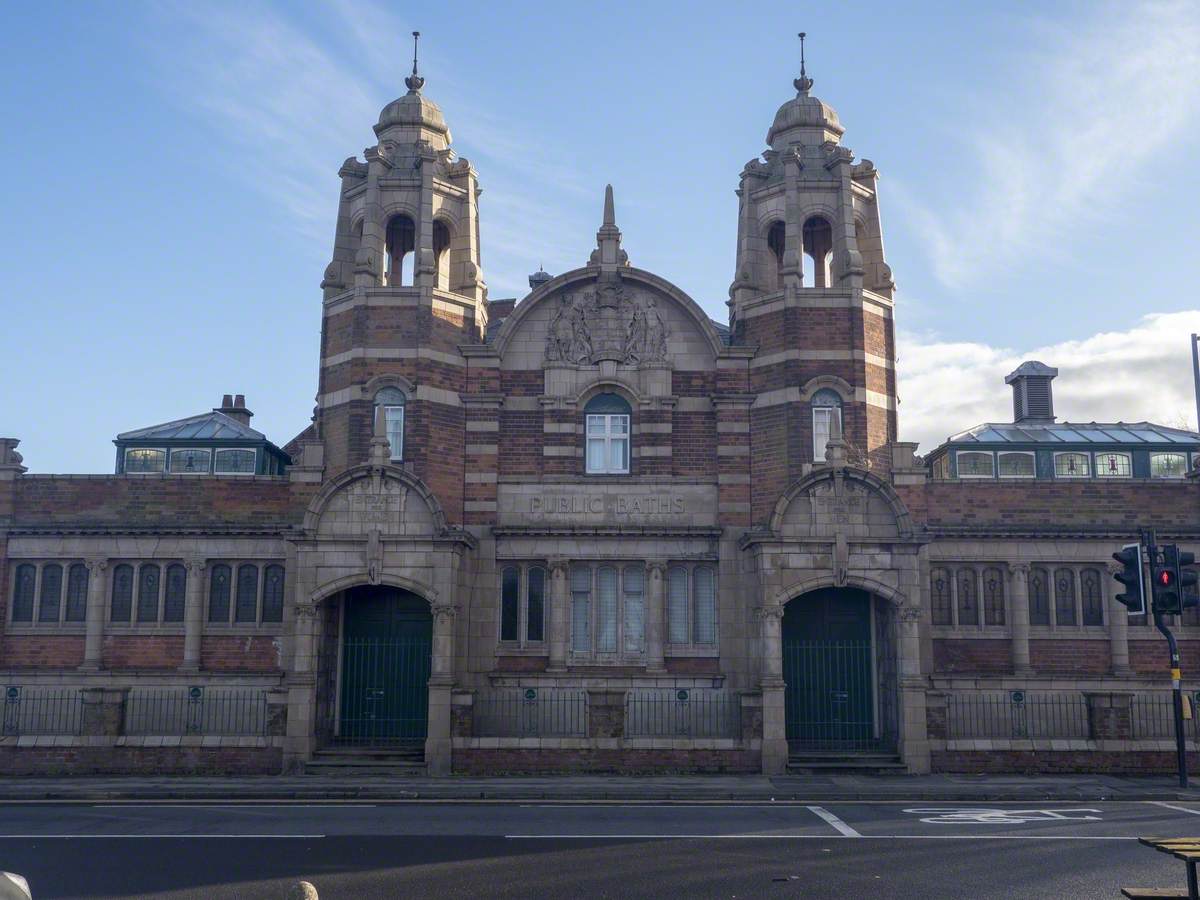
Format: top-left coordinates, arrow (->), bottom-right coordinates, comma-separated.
311,37 -> 478,506
729,43 -> 898,514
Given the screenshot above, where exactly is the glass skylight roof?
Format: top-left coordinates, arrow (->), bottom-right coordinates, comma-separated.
946,421 -> 1200,447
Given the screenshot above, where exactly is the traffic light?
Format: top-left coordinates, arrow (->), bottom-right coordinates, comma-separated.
1155,545 -> 1182,614
1112,543 -> 1146,615
1176,547 -> 1198,611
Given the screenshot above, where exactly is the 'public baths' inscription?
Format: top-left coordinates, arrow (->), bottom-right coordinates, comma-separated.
530,495 -> 685,517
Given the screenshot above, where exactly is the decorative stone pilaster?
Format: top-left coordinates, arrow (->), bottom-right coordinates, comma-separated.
896,605 -> 932,774
1106,567 -> 1132,676
644,561 -> 667,674
426,602 -> 457,776
1008,564 -> 1034,677
180,559 -> 206,672
1085,691 -> 1134,740
284,602 -> 319,772
79,559 -> 108,671
758,604 -> 788,775
80,686 -> 127,736
547,559 -> 570,673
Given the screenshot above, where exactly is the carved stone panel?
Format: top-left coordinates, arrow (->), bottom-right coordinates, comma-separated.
779,474 -> 901,540
544,280 -> 669,366
315,475 -> 435,538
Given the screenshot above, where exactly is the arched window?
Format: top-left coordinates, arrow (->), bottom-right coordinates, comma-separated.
66,564 -> 89,623
1054,568 -> 1076,625
385,214 -> 415,286
802,215 -> 833,288
956,568 -> 979,626
432,220 -> 452,291
983,567 -> 1005,626
137,564 -> 160,623
235,564 -> 259,623
164,564 -> 187,623
1081,568 -> 1104,626
38,563 -> 62,623
110,564 -> 134,623
262,565 -> 285,623
667,566 -> 689,644
811,389 -> 843,462
765,220 -> 785,292
500,565 -> 520,643
693,566 -> 716,645
596,566 -> 619,653
527,566 -> 546,644
374,387 -> 406,462
11,564 -> 35,623
1029,568 -> 1050,625
930,568 -> 952,625
584,393 -> 631,475
208,564 -> 231,623
623,565 -> 644,652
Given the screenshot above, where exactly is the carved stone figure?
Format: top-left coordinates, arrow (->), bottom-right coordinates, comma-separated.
642,296 -> 668,361
544,283 -> 669,366
624,301 -> 647,363
545,296 -> 574,363
567,294 -> 594,363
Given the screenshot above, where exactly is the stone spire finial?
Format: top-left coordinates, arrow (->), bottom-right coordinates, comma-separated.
603,183 -> 615,226
589,183 -> 628,269
793,31 -> 813,95
405,31 -> 425,93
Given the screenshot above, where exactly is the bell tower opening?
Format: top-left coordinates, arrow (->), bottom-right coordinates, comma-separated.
802,216 -> 833,288
385,215 -> 416,287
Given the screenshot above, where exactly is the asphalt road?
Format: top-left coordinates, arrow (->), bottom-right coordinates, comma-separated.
2,799 -> 1200,898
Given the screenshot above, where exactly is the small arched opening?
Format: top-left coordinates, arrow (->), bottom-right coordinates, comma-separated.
811,388 -> 844,462
802,215 -> 834,288
432,220 -> 452,292
584,392 -> 632,475
765,220 -> 786,293
782,587 -> 897,753
385,214 -> 416,286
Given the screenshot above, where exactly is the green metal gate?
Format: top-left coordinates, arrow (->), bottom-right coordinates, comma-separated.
783,588 -> 876,749
338,587 -> 431,744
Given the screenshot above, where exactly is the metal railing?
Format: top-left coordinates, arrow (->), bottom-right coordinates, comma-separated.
624,689 -> 741,738
946,692 -> 1089,740
1,687 -> 83,736
1131,694 -> 1200,742
473,688 -> 587,737
125,687 -> 266,736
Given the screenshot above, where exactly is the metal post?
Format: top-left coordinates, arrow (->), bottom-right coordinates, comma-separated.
1146,526 -> 1189,789
1192,334 -> 1200,433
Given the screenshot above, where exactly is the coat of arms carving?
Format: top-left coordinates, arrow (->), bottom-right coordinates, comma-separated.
545,279 -> 668,365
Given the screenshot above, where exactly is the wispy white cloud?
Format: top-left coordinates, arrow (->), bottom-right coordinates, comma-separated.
898,310 -> 1200,452
145,0 -> 589,296
897,0 -> 1200,289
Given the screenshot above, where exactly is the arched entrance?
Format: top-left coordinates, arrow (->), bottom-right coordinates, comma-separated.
783,587 -> 897,752
335,585 -> 432,744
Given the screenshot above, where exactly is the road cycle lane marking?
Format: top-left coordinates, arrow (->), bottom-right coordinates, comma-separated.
901,808 -> 1102,825
806,806 -> 861,837
1150,801 -> 1200,816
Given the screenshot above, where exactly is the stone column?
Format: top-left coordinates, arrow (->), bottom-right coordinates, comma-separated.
759,604 -> 788,775
1107,570 -> 1132,676
547,560 -> 570,673
426,603 -> 456,776
181,559 -> 206,672
644,561 -> 667,674
1008,564 -> 1033,677
79,559 -> 108,671
284,601 -> 319,772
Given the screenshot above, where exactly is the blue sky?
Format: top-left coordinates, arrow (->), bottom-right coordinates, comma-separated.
2,0 -> 1199,472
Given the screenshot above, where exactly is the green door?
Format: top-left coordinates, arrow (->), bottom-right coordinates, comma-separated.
783,588 -> 875,749
339,587 -> 432,743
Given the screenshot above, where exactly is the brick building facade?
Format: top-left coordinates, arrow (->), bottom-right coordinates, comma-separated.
1,61 -> 1197,776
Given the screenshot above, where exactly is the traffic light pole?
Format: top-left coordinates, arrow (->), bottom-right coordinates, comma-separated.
1144,528 -> 1189,789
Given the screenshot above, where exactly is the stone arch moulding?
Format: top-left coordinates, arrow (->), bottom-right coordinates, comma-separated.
362,374 -> 417,399
301,464 -> 448,535
430,209 -> 461,234
768,466 -> 916,540
771,572 -> 908,610
799,374 -> 854,403
380,202 -> 419,225
574,379 -> 644,409
309,571 -> 439,607
798,204 -> 840,227
490,266 -> 727,360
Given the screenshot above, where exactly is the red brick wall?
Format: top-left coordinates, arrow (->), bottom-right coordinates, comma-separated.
1029,639 -> 1111,675
102,635 -> 184,670
1130,639 -> 1200,677
933,639 -> 1012,674
0,746 -> 281,776
453,748 -> 759,775
933,750 -> 1200,775
0,634 -> 86,668
200,636 -> 281,672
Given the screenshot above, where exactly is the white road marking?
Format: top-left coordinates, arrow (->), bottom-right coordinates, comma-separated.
0,834 -> 325,839
91,804 -> 375,810
1150,801 -> 1200,816
903,808 -> 1101,825
806,805 -> 861,837
504,834 -> 1137,840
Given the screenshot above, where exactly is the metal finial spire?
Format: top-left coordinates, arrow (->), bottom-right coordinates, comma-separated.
405,31 -> 425,92
794,31 -> 814,95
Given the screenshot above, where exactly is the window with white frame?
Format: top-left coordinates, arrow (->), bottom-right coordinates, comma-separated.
207,562 -> 285,625
667,564 -> 717,647
109,561 -> 186,625
584,393 -> 631,475
374,388 -> 406,461
1095,451 -> 1132,478
169,448 -> 211,474
569,563 -> 644,657
9,562 -> 89,626
124,448 -> 166,473
1151,452 -> 1188,479
1054,452 -> 1090,479
997,451 -> 1035,478
956,451 -> 994,478
214,448 -> 257,474
811,389 -> 843,462
499,564 -> 546,647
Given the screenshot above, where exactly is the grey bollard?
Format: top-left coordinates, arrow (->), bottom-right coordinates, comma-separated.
285,882 -> 318,900
0,872 -> 32,900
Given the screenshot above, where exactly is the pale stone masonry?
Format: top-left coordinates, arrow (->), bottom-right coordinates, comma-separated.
1,58 -> 1198,777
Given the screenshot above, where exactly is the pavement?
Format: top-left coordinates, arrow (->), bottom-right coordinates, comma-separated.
2,799 -> 1200,898
0,772 -> 1197,802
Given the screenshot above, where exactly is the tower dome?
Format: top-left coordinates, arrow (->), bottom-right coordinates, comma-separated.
373,31 -> 451,148
766,32 -> 844,150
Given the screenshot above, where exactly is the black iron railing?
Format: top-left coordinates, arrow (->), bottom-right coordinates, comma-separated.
945,692 -> 1089,740
473,688 -> 587,737
624,689 -> 740,738
124,687 -> 266,736
1,687 -> 83,736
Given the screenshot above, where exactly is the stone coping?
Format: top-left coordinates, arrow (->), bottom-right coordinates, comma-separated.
0,735 -> 283,749
452,737 -> 751,751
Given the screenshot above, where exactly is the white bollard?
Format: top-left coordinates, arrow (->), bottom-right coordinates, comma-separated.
285,882 -> 318,900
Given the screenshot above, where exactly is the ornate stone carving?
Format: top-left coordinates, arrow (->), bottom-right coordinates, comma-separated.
84,558 -> 108,574
294,603 -> 318,621
758,605 -> 786,621
544,281 -> 669,366
365,528 -> 383,585
431,603 -> 457,625
897,605 -> 922,623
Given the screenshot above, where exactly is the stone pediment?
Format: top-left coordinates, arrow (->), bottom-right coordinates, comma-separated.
304,466 -> 442,539
544,275 -> 669,366
773,468 -> 912,541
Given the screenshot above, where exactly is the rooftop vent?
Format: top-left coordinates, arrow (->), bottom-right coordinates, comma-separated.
1004,361 -> 1057,423
215,393 -> 253,427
